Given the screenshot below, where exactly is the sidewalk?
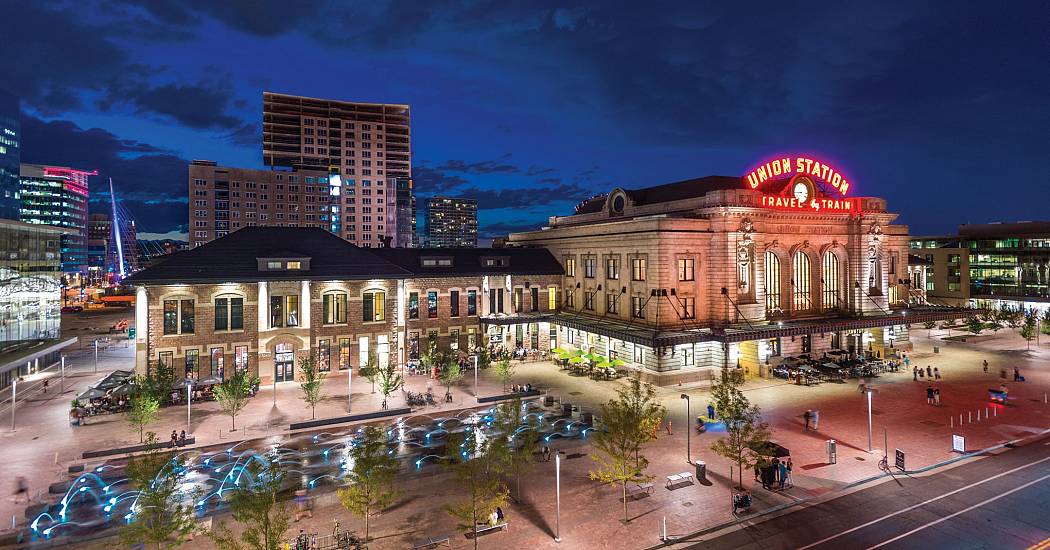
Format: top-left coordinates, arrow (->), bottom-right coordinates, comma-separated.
5,325 -> 1050,549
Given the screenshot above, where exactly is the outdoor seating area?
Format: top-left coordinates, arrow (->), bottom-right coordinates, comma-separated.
772,352 -> 899,385
69,370 -> 256,423
551,347 -> 629,380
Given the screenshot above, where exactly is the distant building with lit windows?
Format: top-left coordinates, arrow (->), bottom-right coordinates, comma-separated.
0,90 -> 20,220
425,196 -> 478,248
19,164 -> 95,273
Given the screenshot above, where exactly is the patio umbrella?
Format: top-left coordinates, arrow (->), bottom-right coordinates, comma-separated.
95,371 -> 130,390
77,387 -> 107,401
109,383 -> 135,397
750,440 -> 790,458
110,369 -> 134,378
198,376 -> 223,386
568,356 -> 587,365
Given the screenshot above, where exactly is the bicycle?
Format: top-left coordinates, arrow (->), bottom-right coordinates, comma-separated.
878,455 -> 889,472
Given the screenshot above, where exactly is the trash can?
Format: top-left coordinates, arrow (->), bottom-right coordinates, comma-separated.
933,346 -> 939,354
827,439 -> 837,464
695,460 -> 706,480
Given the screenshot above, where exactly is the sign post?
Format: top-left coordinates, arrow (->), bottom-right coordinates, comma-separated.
894,449 -> 905,471
951,434 -> 965,453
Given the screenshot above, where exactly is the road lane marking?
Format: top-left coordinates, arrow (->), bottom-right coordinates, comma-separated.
866,472 -> 1050,549
797,455 -> 1050,550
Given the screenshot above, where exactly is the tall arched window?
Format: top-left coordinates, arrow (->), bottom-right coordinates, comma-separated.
793,252 -> 811,310
822,253 -> 839,309
764,251 -> 781,311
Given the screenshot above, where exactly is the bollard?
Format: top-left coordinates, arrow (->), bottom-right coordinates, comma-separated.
994,407 -> 997,417
11,515 -> 15,530
985,408 -> 989,419
950,416 -> 954,429
976,409 -> 980,422
960,414 -> 963,425
968,411 -> 972,423
662,516 -> 667,541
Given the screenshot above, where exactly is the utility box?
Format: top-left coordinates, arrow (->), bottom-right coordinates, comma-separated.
827,439 -> 837,464
695,460 -> 706,480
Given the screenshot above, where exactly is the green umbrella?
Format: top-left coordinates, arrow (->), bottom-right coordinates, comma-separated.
609,358 -> 627,368
568,356 -> 587,364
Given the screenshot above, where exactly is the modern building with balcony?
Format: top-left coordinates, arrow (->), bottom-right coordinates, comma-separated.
19,164 -> 95,274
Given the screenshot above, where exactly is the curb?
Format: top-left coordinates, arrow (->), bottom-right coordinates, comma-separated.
644,426 -> 1050,549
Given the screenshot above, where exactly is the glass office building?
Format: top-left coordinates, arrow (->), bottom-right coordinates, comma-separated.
19,163 -> 94,274
0,90 -> 20,220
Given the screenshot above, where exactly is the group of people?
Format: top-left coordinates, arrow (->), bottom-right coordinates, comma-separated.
925,385 -> 942,406
802,409 -> 821,431
755,457 -> 793,490
511,383 -> 534,393
169,429 -> 188,447
913,365 -> 941,381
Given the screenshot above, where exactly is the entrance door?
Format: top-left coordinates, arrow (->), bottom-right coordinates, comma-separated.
274,343 -> 294,383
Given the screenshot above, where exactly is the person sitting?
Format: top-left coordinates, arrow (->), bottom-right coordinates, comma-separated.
733,491 -> 752,513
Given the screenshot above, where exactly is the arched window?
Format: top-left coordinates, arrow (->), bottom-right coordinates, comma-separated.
764,251 -> 781,311
362,290 -> 386,322
793,252 -> 811,310
214,294 -> 244,331
822,253 -> 839,309
322,291 -> 347,325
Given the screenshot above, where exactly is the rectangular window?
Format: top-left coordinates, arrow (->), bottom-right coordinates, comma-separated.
681,297 -> 695,319
514,288 -> 524,312
408,292 -> 419,319
606,293 -> 618,314
215,297 -> 229,331
565,257 -> 576,277
323,293 -> 347,324
606,257 -> 619,280
548,287 -> 558,310
163,299 -> 178,334
157,351 -> 173,376
767,338 -> 781,357
633,344 -> 643,364
531,287 -> 539,312
632,296 -> 645,319
801,335 -> 812,354
584,257 -> 596,278
286,295 -> 299,326
632,258 -> 647,281
450,290 -> 460,317
682,346 -> 694,366
270,295 -> 283,327
497,289 -> 504,313
565,289 -> 575,309
270,295 -> 299,327
363,291 -> 385,322
427,291 -> 438,318
467,290 -> 477,316
450,329 -> 460,351
210,347 -> 224,379
234,345 -> 248,373
468,327 -> 477,350
584,291 -> 595,311
318,339 -> 331,372
678,258 -> 695,281
185,349 -> 199,379
339,338 -> 351,369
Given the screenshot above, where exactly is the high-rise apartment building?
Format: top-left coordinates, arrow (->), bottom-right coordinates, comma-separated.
19,164 -> 94,273
425,196 -> 478,248
393,177 -> 417,248
262,92 -> 414,246
0,90 -> 20,220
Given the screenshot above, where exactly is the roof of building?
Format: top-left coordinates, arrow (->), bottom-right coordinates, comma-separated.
126,227 -> 562,285
907,254 -> 934,266
958,221 -> 1050,237
368,247 -> 563,276
576,175 -> 743,214
125,227 -> 413,284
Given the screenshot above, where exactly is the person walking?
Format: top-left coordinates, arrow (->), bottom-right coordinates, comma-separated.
665,419 -> 673,435
778,459 -> 789,490
913,366 -> 918,381
1013,367 -> 1020,382
934,367 -> 941,380
42,379 -> 49,394
926,385 -> 934,405
983,359 -> 989,373
926,366 -> 932,378
934,387 -> 941,406
812,409 -> 820,430
803,409 -> 812,431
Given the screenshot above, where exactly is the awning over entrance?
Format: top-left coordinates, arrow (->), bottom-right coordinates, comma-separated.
547,306 -> 974,348
479,312 -> 555,326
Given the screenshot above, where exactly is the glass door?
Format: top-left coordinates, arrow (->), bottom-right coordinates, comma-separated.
274,343 -> 294,382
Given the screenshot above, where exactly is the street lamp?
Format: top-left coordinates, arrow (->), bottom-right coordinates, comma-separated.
186,380 -> 193,429
10,378 -> 16,431
866,388 -> 873,452
60,355 -> 66,395
554,450 -> 561,543
93,339 -> 99,374
347,365 -> 353,412
680,394 -> 691,464
473,355 -> 479,399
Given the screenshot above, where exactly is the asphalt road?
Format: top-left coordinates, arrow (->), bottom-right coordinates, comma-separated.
683,433 -> 1050,550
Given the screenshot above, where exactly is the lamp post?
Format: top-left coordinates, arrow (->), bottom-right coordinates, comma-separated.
93,339 -> 98,374
10,378 -> 16,431
347,366 -> 353,412
186,381 -> 193,429
554,451 -> 561,543
866,388 -> 873,452
60,355 -> 65,395
680,393 -> 691,464
473,355 -> 479,399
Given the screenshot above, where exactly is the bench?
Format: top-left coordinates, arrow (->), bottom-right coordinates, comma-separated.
468,523 -> 508,538
665,471 -> 694,488
627,482 -> 653,499
413,534 -> 451,549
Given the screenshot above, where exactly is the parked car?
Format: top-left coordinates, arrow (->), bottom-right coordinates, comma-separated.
61,305 -> 83,313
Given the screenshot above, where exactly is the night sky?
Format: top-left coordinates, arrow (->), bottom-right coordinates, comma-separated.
5,1 -> 1048,241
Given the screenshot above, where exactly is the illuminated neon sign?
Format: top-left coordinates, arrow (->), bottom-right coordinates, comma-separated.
760,194 -> 854,213
745,156 -> 851,196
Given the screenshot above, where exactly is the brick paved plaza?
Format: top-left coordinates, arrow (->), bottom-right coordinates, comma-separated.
2,314 -> 1049,549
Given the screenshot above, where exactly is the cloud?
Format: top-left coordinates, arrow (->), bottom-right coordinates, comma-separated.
436,158 -> 520,174
102,79 -> 244,130
19,115 -> 190,234
478,220 -> 546,238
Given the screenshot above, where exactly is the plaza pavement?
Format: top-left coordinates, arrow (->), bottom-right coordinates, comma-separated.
3,321 -> 1050,549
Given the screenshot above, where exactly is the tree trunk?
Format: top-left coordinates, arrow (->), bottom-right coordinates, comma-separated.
737,459 -> 743,489
231,415 -> 236,431
364,505 -> 370,540
622,481 -> 628,523
311,404 -> 316,420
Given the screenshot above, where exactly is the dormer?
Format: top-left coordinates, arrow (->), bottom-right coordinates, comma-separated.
481,256 -> 510,268
257,253 -> 312,272
420,256 -> 454,268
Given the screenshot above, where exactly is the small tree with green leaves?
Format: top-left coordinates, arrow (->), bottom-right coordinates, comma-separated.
475,347 -> 492,370
438,354 -> 462,401
494,358 -> 515,392
589,377 -> 665,524
494,400 -> 540,502
126,379 -> 160,443
965,316 -> 985,336
1041,310 -> 1050,342
144,360 -> 178,405
209,461 -> 291,550
923,320 -> 937,337
298,355 -> 326,419
214,369 -> 252,431
120,432 -> 197,550
337,426 -> 401,540
376,362 -> 403,410
710,366 -> 773,489
361,349 -> 379,393
1021,311 -> 1037,350
444,431 -> 509,550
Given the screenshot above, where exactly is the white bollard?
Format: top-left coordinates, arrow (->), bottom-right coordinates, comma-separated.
662,516 -> 667,541
994,407 -> 997,417
950,416 -> 954,429
976,410 -> 980,422
968,411 -> 972,423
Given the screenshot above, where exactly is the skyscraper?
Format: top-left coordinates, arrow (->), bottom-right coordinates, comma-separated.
424,197 -> 478,248
0,90 -> 20,220
262,92 -> 413,247
19,164 -> 95,273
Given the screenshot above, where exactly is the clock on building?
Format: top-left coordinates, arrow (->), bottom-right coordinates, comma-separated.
793,181 -> 810,203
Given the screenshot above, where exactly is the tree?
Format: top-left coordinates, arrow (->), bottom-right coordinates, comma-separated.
588,377 -> 665,524
214,369 -> 252,431
1041,309 -> 1050,342
1021,311 -> 1037,350
437,352 -> 462,401
444,431 -> 508,550
120,432 -> 197,550
298,355 -> 326,419
710,366 -> 773,489
922,320 -> 937,337
144,361 -> 178,405
494,358 -> 515,392
475,347 -> 492,371
1001,307 -> 1023,330
376,362 -> 403,410
361,349 -> 379,394
209,461 -> 291,550
126,379 -> 160,443
965,316 -> 985,336
493,400 -> 539,502
337,426 -> 401,540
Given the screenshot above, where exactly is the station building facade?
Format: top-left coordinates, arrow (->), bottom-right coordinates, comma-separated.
507,155 -> 966,385
126,227 -> 562,384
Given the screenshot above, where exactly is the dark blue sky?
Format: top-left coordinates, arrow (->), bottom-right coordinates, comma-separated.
5,1 -> 1049,240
